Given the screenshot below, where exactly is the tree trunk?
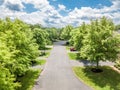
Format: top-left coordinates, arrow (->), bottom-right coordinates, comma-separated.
96,60 -> 99,69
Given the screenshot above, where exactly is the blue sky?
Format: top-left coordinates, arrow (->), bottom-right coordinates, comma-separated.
23,0 -> 112,14
23,3 -> 38,13
49,0 -> 112,9
0,0 -> 120,27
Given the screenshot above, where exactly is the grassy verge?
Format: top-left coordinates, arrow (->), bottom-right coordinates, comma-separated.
66,46 -> 70,50
44,52 -> 50,57
39,45 -> 53,50
68,52 -> 81,60
40,52 -> 50,58
73,66 -> 120,90
17,69 -> 41,90
37,60 -> 46,65
45,46 -> 52,50
32,59 -> 46,66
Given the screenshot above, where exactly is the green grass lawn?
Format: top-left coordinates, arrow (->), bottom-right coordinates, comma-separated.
68,52 -> 81,60
66,46 -> 70,50
33,59 -> 46,66
17,69 -> 41,90
37,60 -> 46,65
73,66 -> 120,90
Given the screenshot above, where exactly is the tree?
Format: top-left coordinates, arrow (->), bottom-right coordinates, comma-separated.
0,18 -> 39,89
0,38 -> 20,90
46,27 -> 58,42
69,27 -> 79,46
4,18 -> 39,76
70,22 -> 89,50
0,64 -> 20,90
80,17 -> 120,70
115,24 -> 120,30
33,28 -> 49,49
29,23 -> 42,30
60,25 -> 73,40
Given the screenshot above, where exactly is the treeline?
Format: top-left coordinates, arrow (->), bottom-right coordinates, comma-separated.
1,16 -> 120,89
0,18 -> 59,90
61,17 -> 120,68
115,24 -> 120,30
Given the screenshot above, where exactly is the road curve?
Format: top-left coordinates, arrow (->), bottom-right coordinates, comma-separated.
33,41 -> 93,90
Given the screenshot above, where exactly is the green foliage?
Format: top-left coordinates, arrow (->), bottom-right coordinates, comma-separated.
60,25 -> 73,40
32,59 -> 46,66
69,17 -> 120,68
0,64 -> 20,90
68,53 -> 81,60
0,18 -> 39,89
46,28 -> 59,42
39,52 -> 50,58
33,28 -> 49,49
115,58 -> 120,70
73,66 -> 120,90
70,22 -> 88,50
17,69 -> 41,90
29,24 -> 42,30
115,24 -> 120,30
80,17 -> 120,68
66,46 -> 70,50
31,26 -> 59,45
69,27 -> 79,46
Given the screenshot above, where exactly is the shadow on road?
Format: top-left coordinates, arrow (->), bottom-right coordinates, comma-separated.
53,41 -> 67,46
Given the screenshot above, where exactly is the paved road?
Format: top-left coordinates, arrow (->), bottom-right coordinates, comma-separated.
33,41 -> 93,90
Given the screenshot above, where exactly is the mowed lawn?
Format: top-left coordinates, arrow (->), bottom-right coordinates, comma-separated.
73,66 -> 120,90
68,52 -> 81,60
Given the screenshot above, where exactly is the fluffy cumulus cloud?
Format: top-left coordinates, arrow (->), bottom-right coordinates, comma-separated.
58,4 -> 66,11
0,0 -> 120,27
64,0 -> 120,26
3,0 -> 24,11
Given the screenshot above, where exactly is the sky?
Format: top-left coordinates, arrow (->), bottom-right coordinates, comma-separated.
0,0 -> 120,27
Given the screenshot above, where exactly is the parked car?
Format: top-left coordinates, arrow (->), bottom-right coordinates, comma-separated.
70,47 -> 76,51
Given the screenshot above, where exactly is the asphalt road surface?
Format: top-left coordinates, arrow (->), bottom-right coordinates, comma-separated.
33,41 -> 93,90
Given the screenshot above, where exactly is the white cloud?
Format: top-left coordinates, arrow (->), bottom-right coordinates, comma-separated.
0,0 -> 120,27
58,4 -> 66,11
4,0 -> 24,11
65,0 -> 120,26
22,0 -> 49,9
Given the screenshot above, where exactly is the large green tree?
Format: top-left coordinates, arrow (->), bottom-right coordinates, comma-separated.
33,28 -> 49,49
80,17 -> 120,69
0,18 -> 39,89
70,22 -> 88,50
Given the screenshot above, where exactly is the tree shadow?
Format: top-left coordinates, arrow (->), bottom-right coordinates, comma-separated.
76,53 -> 93,66
76,53 -> 95,66
54,41 -> 67,46
82,66 -> 120,90
17,70 -> 40,90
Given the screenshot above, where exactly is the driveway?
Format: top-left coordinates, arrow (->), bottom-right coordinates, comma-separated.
33,41 -> 93,90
